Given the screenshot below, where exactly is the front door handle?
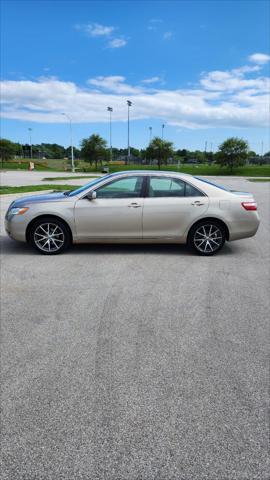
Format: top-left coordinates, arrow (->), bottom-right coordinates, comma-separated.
191,201 -> 205,206
128,202 -> 141,208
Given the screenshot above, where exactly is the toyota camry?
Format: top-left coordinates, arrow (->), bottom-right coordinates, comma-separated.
5,171 -> 260,256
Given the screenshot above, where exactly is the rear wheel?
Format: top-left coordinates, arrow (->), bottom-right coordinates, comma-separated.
29,217 -> 71,255
188,221 -> 225,256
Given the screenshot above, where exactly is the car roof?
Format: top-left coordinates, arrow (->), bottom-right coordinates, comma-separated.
110,170 -> 192,177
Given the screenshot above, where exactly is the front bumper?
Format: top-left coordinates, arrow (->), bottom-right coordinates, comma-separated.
5,216 -> 27,242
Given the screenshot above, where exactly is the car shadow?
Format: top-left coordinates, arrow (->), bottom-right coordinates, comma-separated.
0,235 -> 238,257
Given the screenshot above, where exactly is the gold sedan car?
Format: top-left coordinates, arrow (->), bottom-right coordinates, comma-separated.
5,171 -> 259,255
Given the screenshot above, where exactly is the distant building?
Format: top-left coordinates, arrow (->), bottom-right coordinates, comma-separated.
116,154 -> 141,164
186,158 -> 199,164
247,156 -> 270,165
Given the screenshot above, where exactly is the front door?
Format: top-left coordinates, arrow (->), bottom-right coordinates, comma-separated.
74,175 -> 145,240
143,176 -> 209,239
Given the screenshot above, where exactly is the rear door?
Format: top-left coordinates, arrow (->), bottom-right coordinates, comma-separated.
142,176 -> 209,239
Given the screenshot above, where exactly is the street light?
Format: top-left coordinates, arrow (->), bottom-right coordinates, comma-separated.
62,113 -> 75,173
149,126 -> 152,144
127,100 -> 132,163
107,107 -> 113,162
28,128 -> 33,160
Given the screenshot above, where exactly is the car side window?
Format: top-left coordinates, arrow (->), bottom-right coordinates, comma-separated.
95,176 -> 144,199
185,183 -> 205,197
149,177 -> 185,197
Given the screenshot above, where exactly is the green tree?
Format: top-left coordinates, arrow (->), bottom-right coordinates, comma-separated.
193,150 -> 205,163
81,134 -> 107,169
0,139 -> 16,165
216,137 -> 249,172
146,137 -> 174,169
65,146 -> 81,159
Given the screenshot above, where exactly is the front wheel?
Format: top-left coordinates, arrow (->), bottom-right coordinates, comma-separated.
188,221 -> 225,256
29,217 -> 71,255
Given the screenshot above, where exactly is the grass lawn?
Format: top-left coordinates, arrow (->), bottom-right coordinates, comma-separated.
0,158 -> 69,171
247,178 -> 270,182
0,185 -> 78,195
78,163 -> 270,177
42,175 -> 98,181
1,159 -> 270,177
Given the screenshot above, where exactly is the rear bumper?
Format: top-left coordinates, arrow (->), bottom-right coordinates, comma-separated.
228,214 -> 260,241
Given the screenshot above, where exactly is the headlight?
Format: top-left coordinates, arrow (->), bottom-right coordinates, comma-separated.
10,207 -> 29,216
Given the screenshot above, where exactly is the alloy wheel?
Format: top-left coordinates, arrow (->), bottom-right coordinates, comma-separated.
33,222 -> 65,253
193,224 -> 223,254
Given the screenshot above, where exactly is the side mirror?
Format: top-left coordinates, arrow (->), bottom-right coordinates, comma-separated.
86,190 -> 97,200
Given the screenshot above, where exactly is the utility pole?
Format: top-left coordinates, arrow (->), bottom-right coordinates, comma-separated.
28,128 -> 33,159
204,140 -> 208,163
107,107 -> 113,162
261,141 -> 264,157
62,113 -> 75,173
127,100 -> 132,164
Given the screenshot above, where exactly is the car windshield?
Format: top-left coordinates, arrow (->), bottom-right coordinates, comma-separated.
68,174 -> 114,197
194,177 -> 230,191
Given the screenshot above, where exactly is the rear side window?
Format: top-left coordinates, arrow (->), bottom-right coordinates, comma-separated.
149,177 -> 185,197
185,183 -> 205,197
149,176 -> 205,197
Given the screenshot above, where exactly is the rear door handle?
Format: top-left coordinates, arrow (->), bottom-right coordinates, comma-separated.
128,202 -> 141,208
191,201 -> 205,206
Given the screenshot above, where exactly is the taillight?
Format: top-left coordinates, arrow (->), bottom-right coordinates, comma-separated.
241,202 -> 257,211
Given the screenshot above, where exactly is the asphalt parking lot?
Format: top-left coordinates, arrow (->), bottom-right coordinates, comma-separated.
1,176 -> 269,480
0,170 -> 99,186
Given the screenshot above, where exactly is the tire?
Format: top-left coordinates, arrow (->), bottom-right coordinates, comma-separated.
29,217 -> 71,255
188,220 -> 226,256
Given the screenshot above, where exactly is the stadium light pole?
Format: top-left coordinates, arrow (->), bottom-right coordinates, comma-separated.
127,100 -> 132,163
28,128 -> 33,160
162,123 -> 165,140
62,113 -> 75,173
107,107 -> 113,162
149,126 -> 152,144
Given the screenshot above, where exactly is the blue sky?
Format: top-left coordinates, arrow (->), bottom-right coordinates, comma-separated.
1,0 -> 270,153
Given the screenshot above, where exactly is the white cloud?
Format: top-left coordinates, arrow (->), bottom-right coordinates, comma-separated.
1,55 -> 269,130
248,53 -> 270,64
107,38 -> 127,48
232,65 -> 261,75
147,18 -> 162,30
75,22 -> 127,48
163,31 -> 173,40
87,76 -> 141,94
200,69 -> 269,92
142,76 -> 162,84
75,23 -> 115,37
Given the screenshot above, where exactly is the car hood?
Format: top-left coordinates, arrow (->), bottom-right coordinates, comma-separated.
11,191 -> 70,208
